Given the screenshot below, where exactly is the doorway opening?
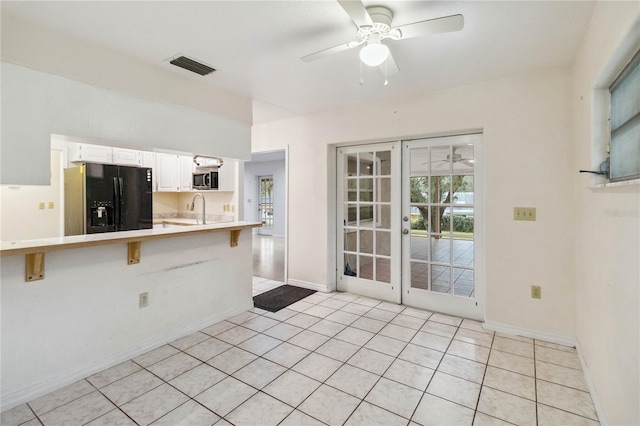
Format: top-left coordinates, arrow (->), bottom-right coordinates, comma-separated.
244,149 -> 287,285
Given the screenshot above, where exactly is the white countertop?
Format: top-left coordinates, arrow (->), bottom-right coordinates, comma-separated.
1,221 -> 261,256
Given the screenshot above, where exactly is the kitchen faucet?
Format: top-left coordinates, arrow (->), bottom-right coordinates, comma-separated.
189,193 -> 206,224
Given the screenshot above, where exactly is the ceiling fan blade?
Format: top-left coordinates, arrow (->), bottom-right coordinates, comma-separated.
460,160 -> 475,167
301,40 -> 362,62
337,0 -> 373,28
396,14 -> 464,40
379,51 -> 400,76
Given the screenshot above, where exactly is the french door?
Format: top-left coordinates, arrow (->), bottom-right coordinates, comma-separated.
336,142 -> 401,303
337,134 -> 483,319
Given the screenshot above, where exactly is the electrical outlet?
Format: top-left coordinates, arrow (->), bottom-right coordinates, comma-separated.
139,292 -> 149,308
514,207 -> 536,221
531,285 -> 541,299
38,202 -> 45,210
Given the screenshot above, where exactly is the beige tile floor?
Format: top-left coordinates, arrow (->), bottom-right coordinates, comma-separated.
1,286 -> 599,426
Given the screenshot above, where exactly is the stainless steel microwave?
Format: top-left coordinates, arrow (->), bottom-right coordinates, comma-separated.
192,170 -> 219,190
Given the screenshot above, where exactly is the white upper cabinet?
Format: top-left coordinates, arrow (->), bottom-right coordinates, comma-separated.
155,153 -> 180,192
112,147 -> 142,166
218,158 -> 237,192
180,156 -> 194,191
69,143 -> 112,164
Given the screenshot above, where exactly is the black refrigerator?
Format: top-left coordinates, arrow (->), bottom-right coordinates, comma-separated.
64,163 -> 153,235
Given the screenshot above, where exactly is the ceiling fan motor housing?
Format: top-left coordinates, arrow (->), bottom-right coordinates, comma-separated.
357,6 -> 401,41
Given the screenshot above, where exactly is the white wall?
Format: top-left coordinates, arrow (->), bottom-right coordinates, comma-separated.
253,66 -> 577,340
572,3 -> 639,425
0,151 -> 63,241
1,230 -> 253,410
244,160 -> 286,237
0,63 -> 251,186
0,13 -> 253,186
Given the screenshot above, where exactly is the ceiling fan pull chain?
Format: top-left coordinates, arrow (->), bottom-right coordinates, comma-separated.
384,59 -> 389,86
359,60 -> 364,85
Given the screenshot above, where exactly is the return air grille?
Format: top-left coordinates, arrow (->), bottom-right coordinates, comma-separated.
169,56 -> 216,76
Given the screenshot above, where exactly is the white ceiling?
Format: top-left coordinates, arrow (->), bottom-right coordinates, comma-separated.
2,1 -> 596,119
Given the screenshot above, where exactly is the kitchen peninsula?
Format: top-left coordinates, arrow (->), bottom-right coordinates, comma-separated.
0,221 -> 260,409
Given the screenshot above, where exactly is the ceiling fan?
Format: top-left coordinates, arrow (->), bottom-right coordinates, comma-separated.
427,147 -> 474,168
301,0 -> 464,77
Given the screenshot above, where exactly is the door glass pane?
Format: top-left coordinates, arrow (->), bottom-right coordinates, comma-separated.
453,237 -> 474,267
431,176 -> 451,204
411,147 -> 430,175
376,231 -> 390,256
376,151 -> 391,176
431,265 -> 451,294
359,178 -> 373,201
359,230 -> 373,254
347,154 -> 358,176
346,179 -> 357,201
344,228 -> 357,252
378,205 -> 391,229
431,205 -> 448,234
430,236 -> 451,263
453,176 -> 474,204
452,145 -> 475,173
359,255 -> 374,280
344,253 -> 358,276
431,146 -> 451,173
359,205 -> 374,222
359,152 -> 374,176
453,268 -> 474,297
451,207 -> 473,233
378,178 -> 391,202
410,230 -> 429,261
376,258 -> 391,283
411,262 -> 429,289
410,177 -> 429,203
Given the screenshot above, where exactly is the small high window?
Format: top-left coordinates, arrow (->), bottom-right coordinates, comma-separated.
609,49 -> 640,182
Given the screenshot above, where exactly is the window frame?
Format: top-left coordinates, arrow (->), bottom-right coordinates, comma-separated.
607,48 -> 640,182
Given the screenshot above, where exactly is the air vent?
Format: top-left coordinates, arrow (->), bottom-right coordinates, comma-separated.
169,56 -> 216,76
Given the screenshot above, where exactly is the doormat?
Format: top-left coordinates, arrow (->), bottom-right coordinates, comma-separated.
253,285 -> 316,312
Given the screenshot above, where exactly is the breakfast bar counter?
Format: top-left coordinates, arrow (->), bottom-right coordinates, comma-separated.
1,221 -> 261,410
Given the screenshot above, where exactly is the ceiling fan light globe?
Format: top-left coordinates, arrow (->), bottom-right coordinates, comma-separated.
359,43 -> 389,67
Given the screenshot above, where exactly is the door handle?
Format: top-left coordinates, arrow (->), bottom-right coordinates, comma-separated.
403,229 -> 409,235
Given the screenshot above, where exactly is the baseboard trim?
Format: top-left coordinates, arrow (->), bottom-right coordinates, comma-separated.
287,278 -> 330,293
483,320 -> 576,347
575,339 -> 607,425
1,301 -> 254,412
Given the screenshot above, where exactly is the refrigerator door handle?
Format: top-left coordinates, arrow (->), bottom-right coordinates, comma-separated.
118,177 -> 125,229
113,177 -> 121,229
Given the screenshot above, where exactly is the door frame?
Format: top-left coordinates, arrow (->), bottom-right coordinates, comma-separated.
248,146 -> 289,284
332,133 -> 485,320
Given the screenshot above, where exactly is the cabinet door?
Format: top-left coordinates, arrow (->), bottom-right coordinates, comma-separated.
156,154 -> 180,192
113,148 -> 141,166
218,158 -> 237,191
69,143 -> 112,164
180,156 -> 194,191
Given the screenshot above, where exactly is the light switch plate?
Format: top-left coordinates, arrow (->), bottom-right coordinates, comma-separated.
514,207 -> 536,221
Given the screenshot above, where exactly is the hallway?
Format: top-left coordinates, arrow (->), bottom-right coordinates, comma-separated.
252,234 -> 285,283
